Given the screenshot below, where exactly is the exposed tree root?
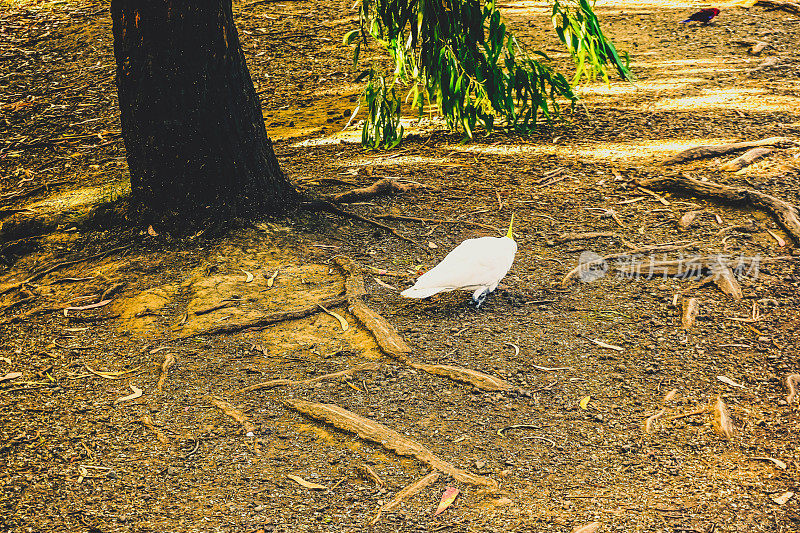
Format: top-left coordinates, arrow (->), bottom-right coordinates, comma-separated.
0,244 -> 132,296
237,362 -> 381,393
284,398 -> 497,489
720,147 -> 773,172
661,136 -> 796,165
0,294 -> 36,315
330,178 -> 428,203
560,243 -> 698,287
0,304 -> 61,326
174,294 -> 347,339
373,212 -> 500,232
637,175 -> 800,242
756,0 -> 800,15
333,256 -> 412,361
300,199 -> 422,247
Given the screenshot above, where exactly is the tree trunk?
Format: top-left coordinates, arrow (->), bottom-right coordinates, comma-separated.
110,0 -> 299,226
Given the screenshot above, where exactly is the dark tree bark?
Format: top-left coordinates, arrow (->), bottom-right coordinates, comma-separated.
111,0 -> 299,226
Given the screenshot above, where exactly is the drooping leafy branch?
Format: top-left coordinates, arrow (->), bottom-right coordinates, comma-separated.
345,0 -> 632,149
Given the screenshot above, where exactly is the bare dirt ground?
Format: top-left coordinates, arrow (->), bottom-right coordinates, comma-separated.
2,0 -> 800,531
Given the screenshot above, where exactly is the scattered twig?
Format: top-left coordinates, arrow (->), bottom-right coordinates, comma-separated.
209,397 -> 256,435
667,407 -> 708,421
371,472 -> 439,525
637,187 -> 670,205
238,362 -> 381,393
194,301 -> 237,316
588,338 -> 624,352
555,231 -> 616,243
156,353 -> 176,392
409,362 -> 512,391
140,415 -> 170,445
357,464 -> 386,487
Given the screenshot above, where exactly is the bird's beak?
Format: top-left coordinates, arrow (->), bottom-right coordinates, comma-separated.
506,213 -> 515,240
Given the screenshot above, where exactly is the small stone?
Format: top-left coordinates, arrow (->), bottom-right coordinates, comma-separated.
475,460 -> 486,469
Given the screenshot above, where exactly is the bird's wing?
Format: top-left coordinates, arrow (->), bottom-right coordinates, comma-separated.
407,237 -> 517,292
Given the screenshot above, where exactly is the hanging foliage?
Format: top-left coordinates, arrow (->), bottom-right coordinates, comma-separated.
344,0 -> 632,148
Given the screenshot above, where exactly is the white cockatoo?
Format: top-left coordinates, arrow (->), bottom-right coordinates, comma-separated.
401,215 -> 517,307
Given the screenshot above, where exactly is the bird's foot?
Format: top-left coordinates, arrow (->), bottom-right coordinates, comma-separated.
470,289 -> 490,309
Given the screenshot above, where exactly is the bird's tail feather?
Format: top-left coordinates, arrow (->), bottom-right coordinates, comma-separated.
400,286 -> 446,299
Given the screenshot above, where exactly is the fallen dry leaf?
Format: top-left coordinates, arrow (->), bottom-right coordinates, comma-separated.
573,521 -> 602,533
662,388 -> 678,404
241,270 -> 254,283
63,299 -> 112,315
589,339 -> 624,352
318,304 -> 349,331
114,384 -> 143,405
766,228 -> 786,247
0,371 -> 22,383
209,397 -> 256,435
771,491 -> 794,505
287,474 -> 327,490
712,396 -> 735,440
678,210 -> 701,230
752,456 -> 787,470
266,269 -> 279,287
434,486 -> 460,516
84,364 -> 140,379
579,395 -> 591,410
717,375 -> 745,389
